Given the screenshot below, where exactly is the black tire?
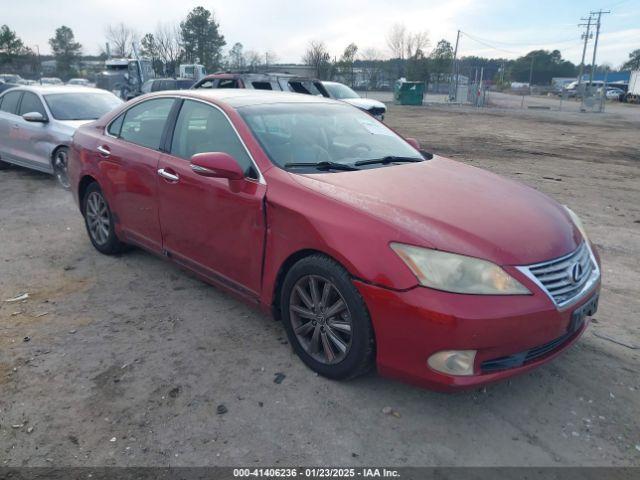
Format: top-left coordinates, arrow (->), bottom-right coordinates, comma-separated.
280,254 -> 375,380
82,182 -> 128,255
52,146 -> 70,189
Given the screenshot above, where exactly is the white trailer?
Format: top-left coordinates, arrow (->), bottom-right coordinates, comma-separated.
626,71 -> 640,104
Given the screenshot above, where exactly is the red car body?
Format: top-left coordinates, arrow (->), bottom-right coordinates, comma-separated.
69,90 -> 601,391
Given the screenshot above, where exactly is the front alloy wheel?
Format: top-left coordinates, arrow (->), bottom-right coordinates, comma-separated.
289,275 -> 353,365
53,147 -> 70,189
281,254 -> 375,380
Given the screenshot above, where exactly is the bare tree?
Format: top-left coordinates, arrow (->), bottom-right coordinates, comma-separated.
154,23 -> 183,75
359,47 -> 385,89
264,50 -> 279,68
302,40 -> 331,79
244,50 -> 262,71
360,47 -> 384,62
105,23 -> 138,57
386,23 -> 407,59
406,31 -> 429,59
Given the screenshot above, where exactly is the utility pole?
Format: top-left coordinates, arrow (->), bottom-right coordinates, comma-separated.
577,15 -> 593,91
588,9 -> 610,88
449,29 -> 460,102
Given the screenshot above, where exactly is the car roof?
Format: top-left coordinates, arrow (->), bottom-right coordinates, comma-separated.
3,85 -> 110,95
147,89 -> 340,108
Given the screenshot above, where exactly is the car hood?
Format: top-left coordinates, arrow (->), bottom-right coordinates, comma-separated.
291,156 -> 580,266
58,119 -> 95,129
342,97 -> 387,111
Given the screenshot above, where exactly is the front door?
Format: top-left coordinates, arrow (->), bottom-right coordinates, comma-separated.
15,91 -> 51,169
157,99 -> 266,297
0,90 -> 24,162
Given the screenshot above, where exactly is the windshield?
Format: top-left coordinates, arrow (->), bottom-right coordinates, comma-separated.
44,92 -> 122,120
324,83 -> 359,100
239,103 -> 421,170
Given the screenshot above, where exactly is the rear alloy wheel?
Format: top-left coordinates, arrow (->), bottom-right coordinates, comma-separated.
281,255 -> 375,380
82,182 -> 127,255
53,147 -> 70,189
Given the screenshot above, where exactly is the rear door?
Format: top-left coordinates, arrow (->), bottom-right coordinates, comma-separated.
97,97 -> 176,252
0,90 -> 24,162
157,99 -> 266,297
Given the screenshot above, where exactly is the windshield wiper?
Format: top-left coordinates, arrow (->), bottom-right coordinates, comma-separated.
354,156 -> 424,166
284,161 -> 360,172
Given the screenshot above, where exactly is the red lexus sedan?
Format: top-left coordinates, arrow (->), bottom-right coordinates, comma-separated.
68,90 -> 601,391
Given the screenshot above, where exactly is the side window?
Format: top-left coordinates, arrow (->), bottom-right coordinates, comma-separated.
170,100 -> 255,178
119,98 -> 174,150
195,79 -> 216,89
107,114 -> 124,137
218,79 -> 239,89
18,92 -> 47,117
0,91 -> 22,114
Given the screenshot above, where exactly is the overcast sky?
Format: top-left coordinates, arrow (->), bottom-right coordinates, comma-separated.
3,0 -> 639,67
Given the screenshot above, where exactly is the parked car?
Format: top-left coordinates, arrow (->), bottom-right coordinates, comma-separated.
0,82 -> 19,93
0,85 -> 122,187
67,78 -> 91,87
40,77 -> 64,85
603,87 -> 625,100
69,89 -> 601,391
0,74 -> 23,84
322,81 -> 386,120
192,72 -> 330,97
140,78 -> 195,94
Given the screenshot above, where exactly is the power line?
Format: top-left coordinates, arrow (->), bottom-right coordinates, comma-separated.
459,30 -> 582,57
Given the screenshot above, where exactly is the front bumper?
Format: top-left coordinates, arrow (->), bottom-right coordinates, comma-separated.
354,276 -> 600,392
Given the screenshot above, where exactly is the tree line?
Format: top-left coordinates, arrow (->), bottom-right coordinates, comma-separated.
303,24 -> 640,89
1,13 -> 639,84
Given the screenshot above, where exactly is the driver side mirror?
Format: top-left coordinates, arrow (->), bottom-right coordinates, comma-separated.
22,112 -> 47,123
405,137 -> 420,150
190,152 -> 244,180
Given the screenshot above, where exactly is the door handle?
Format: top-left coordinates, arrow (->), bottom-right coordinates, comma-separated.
96,145 -> 111,157
11,124 -> 19,129
157,168 -> 179,182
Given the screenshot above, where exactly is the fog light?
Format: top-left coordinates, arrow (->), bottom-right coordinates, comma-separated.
427,350 -> 477,376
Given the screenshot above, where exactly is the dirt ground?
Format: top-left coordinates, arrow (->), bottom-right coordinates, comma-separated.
1,103 -> 639,467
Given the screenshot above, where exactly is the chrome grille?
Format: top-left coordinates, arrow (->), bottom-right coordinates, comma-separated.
520,242 -> 598,307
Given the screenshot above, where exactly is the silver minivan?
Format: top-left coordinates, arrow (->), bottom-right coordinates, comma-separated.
0,85 -> 121,187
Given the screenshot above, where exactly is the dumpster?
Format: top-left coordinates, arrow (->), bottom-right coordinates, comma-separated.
394,80 -> 424,105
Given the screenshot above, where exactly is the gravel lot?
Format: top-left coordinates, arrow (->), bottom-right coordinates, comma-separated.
1,103 -> 639,467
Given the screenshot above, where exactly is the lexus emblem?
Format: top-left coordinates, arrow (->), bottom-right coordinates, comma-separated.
571,263 -> 584,283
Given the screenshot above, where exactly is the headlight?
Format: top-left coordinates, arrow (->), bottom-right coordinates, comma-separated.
564,206 -> 589,242
390,243 -> 530,295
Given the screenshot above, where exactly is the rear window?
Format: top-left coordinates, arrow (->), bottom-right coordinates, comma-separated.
0,91 -> 22,114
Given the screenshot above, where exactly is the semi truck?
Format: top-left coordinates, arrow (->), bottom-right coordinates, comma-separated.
95,58 -> 155,100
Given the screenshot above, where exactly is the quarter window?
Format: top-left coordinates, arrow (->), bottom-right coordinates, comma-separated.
18,92 -> 47,117
0,91 -> 22,114
119,98 -> 174,150
108,114 -> 124,137
170,100 -> 256,178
